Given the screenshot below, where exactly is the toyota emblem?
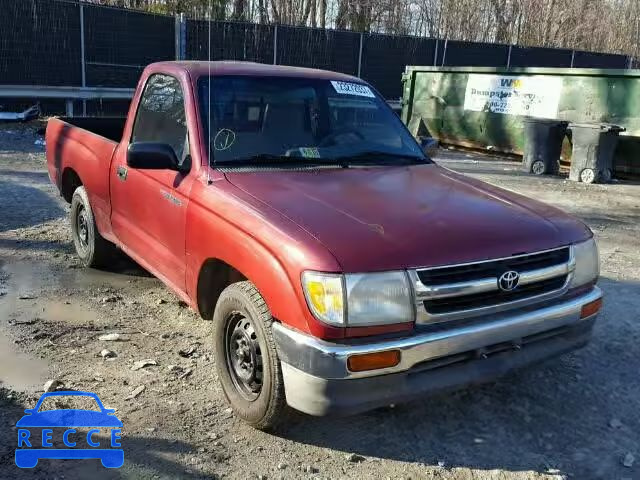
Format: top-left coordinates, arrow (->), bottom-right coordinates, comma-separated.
498,270 -> 520,292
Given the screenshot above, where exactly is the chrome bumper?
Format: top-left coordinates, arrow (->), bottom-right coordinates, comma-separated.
272,287 -> 601,415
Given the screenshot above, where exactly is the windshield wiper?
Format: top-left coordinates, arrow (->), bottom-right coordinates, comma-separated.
215,154 -> 349,168
331,151 -> 430,166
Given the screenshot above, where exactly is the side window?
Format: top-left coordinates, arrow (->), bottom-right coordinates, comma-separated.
132,74 -> 190,170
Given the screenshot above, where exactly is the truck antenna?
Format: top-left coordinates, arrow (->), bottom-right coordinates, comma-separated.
207,0 -> 212,185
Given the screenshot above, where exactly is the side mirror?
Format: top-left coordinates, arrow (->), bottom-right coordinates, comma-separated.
127,142 -> 181,171
419,136 -> 439,159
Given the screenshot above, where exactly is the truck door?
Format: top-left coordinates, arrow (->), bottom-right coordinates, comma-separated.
110,73 -> 194,293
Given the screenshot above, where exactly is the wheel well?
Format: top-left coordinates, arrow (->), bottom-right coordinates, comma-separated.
61,168 -> 82,203
197,259 -> 247,320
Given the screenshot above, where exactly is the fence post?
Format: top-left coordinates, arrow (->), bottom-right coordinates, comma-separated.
570,50 -> 575,68
175,14 -> 181,59
273,24 -> 278,64
506,45 -> 512,68
79,2 -> 86,116
175,14 -> 186,60
433,39 -> 438,66
441,39 -> 448,66
628,55 -> 634,69
180,13 -> 186,60
357,32 -> 364,77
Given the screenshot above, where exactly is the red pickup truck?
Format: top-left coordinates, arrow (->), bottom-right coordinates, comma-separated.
46,61 -> 602,429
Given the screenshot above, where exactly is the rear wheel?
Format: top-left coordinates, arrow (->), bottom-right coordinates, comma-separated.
70,186 -> 116,268
213,281 -> 287,430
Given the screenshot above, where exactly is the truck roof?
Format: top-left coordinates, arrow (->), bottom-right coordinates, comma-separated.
151,61 -> 364,83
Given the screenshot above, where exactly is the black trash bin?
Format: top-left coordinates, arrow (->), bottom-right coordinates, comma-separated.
568,123 -> 625,184
522,118 -> 569,175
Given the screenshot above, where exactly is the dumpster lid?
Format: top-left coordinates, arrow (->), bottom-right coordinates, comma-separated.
568,122 -> 626,132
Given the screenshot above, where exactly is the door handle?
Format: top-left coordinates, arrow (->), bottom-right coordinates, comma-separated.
116,165 -> 128,181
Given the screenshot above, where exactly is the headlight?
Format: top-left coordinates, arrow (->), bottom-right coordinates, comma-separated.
570,237 -> 599,288
302,271 -> 413,327
345,272 -> 413,326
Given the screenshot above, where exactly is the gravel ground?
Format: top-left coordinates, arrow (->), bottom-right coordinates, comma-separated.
0,123 -> 639,480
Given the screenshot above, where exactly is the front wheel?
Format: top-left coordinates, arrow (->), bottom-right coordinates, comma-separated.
213,281 -> 287,430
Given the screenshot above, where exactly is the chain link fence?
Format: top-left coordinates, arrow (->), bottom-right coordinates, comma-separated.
0,0 -> 631,115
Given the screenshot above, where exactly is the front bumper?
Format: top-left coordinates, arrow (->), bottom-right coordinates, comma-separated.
272,287 -> 601,416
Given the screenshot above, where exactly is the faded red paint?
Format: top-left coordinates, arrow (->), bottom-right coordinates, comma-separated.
46,61 -> 591,340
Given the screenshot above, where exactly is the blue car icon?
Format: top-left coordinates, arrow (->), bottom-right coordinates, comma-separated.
15,391 -> 123,468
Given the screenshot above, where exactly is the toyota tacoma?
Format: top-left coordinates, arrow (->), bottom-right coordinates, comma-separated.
46,61 -> 602,429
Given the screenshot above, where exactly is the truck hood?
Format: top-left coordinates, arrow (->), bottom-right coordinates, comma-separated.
224,164 -> 590,271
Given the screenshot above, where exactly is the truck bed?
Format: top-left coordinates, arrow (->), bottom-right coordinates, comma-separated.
56,116 -> 127,143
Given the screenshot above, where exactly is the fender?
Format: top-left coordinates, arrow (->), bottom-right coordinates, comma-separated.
46,118 -> 117,242
185,179 -> 347,339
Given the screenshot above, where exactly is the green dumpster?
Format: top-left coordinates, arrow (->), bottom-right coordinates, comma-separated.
401,66 -> 640,179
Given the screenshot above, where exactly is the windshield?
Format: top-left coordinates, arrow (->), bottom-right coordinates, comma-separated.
198,75 -> 428,166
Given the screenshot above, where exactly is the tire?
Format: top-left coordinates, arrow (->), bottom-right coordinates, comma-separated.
213,281 -> 287,430
70,186 -> 116,268
531,159 -> 546,175
579,168 -> 597,184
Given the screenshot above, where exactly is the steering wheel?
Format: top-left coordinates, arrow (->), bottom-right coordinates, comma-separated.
318,128 -> 365,147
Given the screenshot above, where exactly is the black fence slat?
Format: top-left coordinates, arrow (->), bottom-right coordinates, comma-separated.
0,0 -> 82,86
186,20 -> 274,64
84,4 -> 174,87
361,34 -> 436,99
276,26 -> 360,76
509,46 -> 574,68
438,40 -> 509,67
572,50 -> 629,68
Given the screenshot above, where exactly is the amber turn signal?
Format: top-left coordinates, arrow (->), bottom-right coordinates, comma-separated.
580,298 -> 602,318
347,350 -> 401,372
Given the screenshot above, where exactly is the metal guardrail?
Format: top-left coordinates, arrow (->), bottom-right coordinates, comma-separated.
0,84 -> 401,117
0,85 -> 135,116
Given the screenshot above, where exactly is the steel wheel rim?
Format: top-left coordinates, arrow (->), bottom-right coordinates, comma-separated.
76,205 -> 90,252
580,168 -> 596,184
532,160 -> 545,175
224,311 -> 263,401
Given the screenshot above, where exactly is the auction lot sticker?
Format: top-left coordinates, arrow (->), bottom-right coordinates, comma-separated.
463,74 -> 563,118
331,81 -> 375,98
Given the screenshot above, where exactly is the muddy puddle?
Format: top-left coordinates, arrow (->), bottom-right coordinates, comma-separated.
0,257 -> 158,394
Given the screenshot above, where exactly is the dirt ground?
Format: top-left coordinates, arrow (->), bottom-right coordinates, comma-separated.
0,123 -> 638,480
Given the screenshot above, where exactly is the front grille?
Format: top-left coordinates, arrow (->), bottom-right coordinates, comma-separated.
417,247 -> 570,286
413,247 -> 571,319
423,275 -> 567,314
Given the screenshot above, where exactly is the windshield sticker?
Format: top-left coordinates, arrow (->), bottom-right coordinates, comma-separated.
299,147 -> 321,158
330,81 -> 375,98
213,129 -> 236,151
